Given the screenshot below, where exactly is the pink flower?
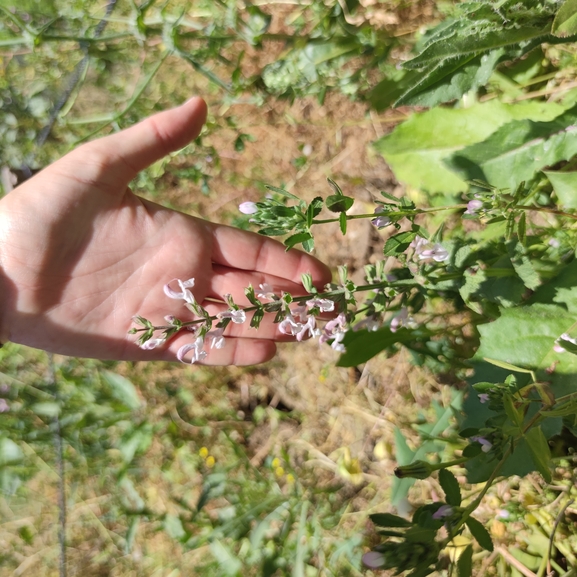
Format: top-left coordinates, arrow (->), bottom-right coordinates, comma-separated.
279,314 -> 302,336
296,316 -> 316,342
139,337 -> 166,350
410,236 -> 449,263
432,504 -> 453,519
177,337 -> 207,364
464,199 -> 483,215
478,393 -> 490,404
207,328 -> 225,350
320,313 -> 348,352
217,309 -> 247,324
164,278 -> 197,305
0,399 -> 9,413
470,436 -> 492,453
256,283 -> 276,300
306,297 -> 335,312
239,201 -> 258,215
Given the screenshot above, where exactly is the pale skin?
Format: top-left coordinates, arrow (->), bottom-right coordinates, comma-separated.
0,97 -> 331,365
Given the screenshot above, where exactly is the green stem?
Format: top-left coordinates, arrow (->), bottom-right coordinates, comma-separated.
72,51 -> 171,147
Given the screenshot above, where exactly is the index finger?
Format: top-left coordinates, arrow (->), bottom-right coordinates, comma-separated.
208,222 -> 332,287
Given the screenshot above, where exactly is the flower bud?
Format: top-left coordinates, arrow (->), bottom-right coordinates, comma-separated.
394,460 -> 434,479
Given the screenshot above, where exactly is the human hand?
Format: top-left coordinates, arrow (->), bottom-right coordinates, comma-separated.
0,97 -> 331,364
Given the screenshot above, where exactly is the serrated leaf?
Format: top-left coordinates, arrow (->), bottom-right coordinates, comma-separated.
395,50 -> 504,107
447,105 -> 577,191
438,469 -> 461,506
101,370 -> 142,410
383,231 -> 417,256
465,517 -> 493,552
374,100 -> 565,195
284,232 -> 313,250
552,0 -> 577,37
339,212 -> 347,235
370,512 -> 411,528
457,545 -> 473,577
326,194 -> 354,213
524,427 -> 552,483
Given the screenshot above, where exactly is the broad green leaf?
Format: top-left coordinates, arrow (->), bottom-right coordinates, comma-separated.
438,468 -> 461,506
374,100 -> 565,195
524,427 -> 552,483
101,370 -> 142,410
458,545 -> 473,577
543,170 -> 577,209
306,196 -> 324,226
552,0 -> 577,37
369,512 -> 411,528
164,514 -> 186,540
337,327 -> 413,366
395,50 -> 503,107
465,517 -> 493,552
474,303 -> 577,398
447,105 -> 577,191
326,194 -> 354,213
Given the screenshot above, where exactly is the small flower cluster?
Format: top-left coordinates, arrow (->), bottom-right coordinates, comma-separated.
410,236 -> 449,263
131,276 -> 351,363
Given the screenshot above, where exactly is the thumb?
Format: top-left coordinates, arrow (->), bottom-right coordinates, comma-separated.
88,96 -> 208,180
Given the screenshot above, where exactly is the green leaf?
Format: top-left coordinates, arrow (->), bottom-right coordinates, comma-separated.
438,469 -> 461,507
369,512 -> 411,528
447,105 -> 577,191
474,303 -> 577,398
284,232 -> 313,250
524,427 -> 552,483
326,194 -> 354,213
457,545 -> 473,577
383,231 -> 417,257
337,327 -> 413,366
552,0 -> 577,37
465,517 -> 493,552
101,370 -> 142,410
306,196 -> 324,226
265,184 -> 300,201
339,211 -> 347,235
543,170 -> 577,209
374,100 -> 565,195
395,49 -> 504,107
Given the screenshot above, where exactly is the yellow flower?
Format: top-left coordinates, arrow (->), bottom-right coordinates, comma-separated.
272,457 -> 281,469
286,474 -> 295,484
275,466 -> 285,477
199,447 -> 209,459
206,455 -> 216,468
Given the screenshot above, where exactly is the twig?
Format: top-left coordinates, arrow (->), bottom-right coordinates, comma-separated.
543,498 -> 574,577
496,546 -> 538,577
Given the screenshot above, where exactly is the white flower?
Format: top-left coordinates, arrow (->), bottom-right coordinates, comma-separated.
320,313 -> 348,352
418,243 -> 449,263
139,337 -> 166,350
208,328 -> 225,349
164,278 -> 197,305
256,283 -> 276,300
239,201 -> 258,215
306,297 -> 335,312
279,314 -> 302,336
296,316 -> 316,342
177,337 -> 207,364
217,309 -> 247,324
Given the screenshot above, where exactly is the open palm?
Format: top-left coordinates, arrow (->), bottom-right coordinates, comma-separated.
0,98 -> 331,364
